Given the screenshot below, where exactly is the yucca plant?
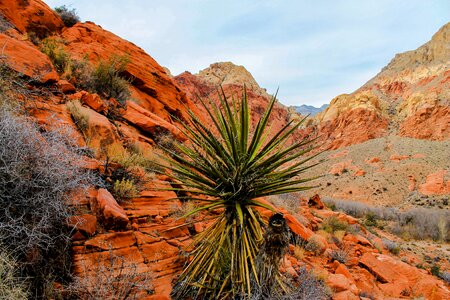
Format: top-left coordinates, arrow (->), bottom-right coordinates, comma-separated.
162,88 -> 319,299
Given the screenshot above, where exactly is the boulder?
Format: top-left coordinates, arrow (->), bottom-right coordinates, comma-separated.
284,213 -> 314,240
67,214 -> 97,236
123,101 -> 185,141
0,33 -> 59,83
56,79 -> 76,94
419,170 -> 450,195
80,92 -> 108,113
90,188 -> 129,229
0,0 -> 63,38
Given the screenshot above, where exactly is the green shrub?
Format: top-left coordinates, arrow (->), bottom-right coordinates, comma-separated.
66,100 -> 90,135
430,265 -> 440,277
88,55 -> 131,105
40,38 -> 71,74
322,216 -> 348,233
54,5 -> 80,27
113,178 -> 139,201
364,211 -> 378,227
106,142 -> 163,173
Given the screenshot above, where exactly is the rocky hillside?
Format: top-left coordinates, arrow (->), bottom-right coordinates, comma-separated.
174,62 -> 306,140
0,1 -> 449,299
316,22 -> 450,149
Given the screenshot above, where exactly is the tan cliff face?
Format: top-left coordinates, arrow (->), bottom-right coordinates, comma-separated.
196,61 -> 270,97
317,22 -> 450,148
0,1 -> 449,299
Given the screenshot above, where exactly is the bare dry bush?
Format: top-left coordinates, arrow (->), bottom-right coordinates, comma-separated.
0,249 -> 29,299
68,250 -> 153,299
382,239 -> 400,255
0,108 -> 96,296
250,267 -> 329,299
329,248 -> 349,264
323,198 -> 450,241
0,13 -> 13,33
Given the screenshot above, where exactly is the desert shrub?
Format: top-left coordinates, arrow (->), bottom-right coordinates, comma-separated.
305,236 -> 323,255
54,5 -> 80,27
40,38 -> 71,74
268,193 -> 303,215
382,238 -> 400,255
364,211 -> 378,227
67,100 -> 90,135
291,267 -> 329,300
323,198 -> 450,242
322,216 -> 348,233
329,248 -> 349,264
0,63 -> 16,109
439,271 -> 450,284
430,265 -> 440,277
0,13 -> 13,33
0,249 -> 29,299
88,55 -> 130,105
0,108 -> 95,296
106,142 -> 163,173
249,267 -> 329,300
293,245 -> 305,261
68,250 -> 153,299
170,201 -> 199,221
113,178 -> 139,201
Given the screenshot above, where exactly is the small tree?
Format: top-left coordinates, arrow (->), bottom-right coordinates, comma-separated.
163,88 -> 320,299
54,5 -> 80,27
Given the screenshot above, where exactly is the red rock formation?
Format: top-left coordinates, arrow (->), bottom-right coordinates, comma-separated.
400,105 -> 450,140
90,188 -> 130,229
60,22 -> 196,123
419,170 -> 450,195
0,0 -> 64,37
318,108 -> 388,150
314,22 -> 450,149
174,63 -> 302,140
0,33 -> 59,83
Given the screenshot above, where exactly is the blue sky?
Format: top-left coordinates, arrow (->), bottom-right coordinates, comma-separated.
44,0 -> 449,106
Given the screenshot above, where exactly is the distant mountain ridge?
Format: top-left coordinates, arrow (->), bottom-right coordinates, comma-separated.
293,104 -> 328,116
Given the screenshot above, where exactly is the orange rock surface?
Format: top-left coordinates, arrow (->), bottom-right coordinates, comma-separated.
419,170 -> 450,195
0,33 -> 59,82
0,0 -> 63,37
